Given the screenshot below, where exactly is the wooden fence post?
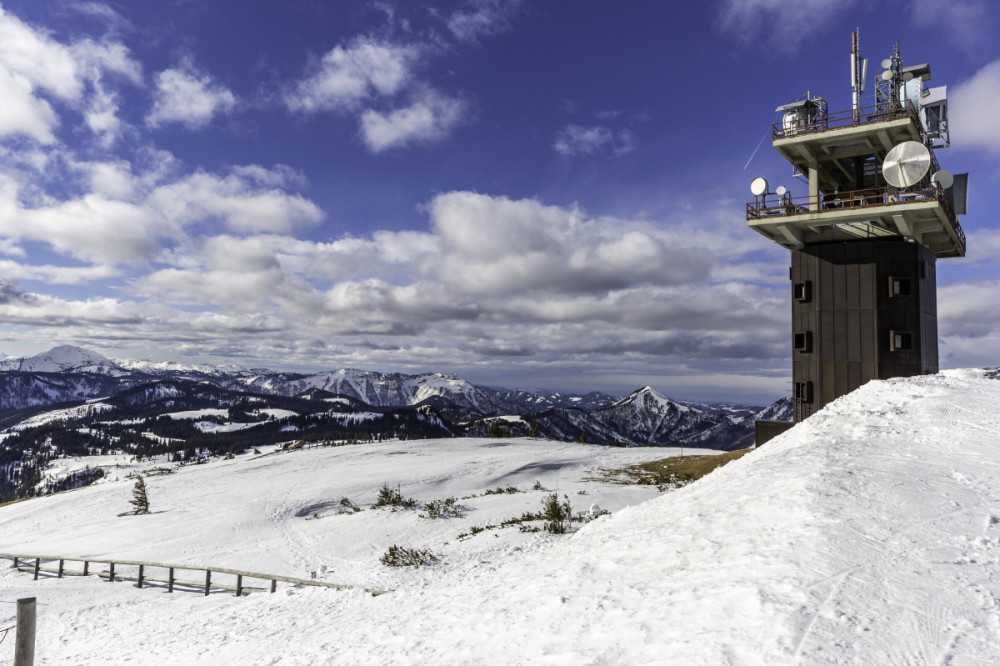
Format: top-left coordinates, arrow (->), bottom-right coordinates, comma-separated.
168,567 -> 174,593
14,597 -> 36,666
270,579 -> 277,593
236,574 -> 243,597
108,562 -> 115,582
204,570 -> 211,596
33,559 -> 39,581
83,561 -> 89,576
58,560 -> 64,578
137,565 -> 144,588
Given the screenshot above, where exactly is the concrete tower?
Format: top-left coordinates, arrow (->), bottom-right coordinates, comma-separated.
751,33 -> 968,444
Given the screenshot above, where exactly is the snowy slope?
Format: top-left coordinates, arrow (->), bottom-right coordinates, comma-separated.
2,369 -> 999,664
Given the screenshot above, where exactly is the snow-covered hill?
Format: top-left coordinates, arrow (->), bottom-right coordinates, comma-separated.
1,368 -> 998,663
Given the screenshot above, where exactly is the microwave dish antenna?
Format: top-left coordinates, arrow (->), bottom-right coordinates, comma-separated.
882,141 -> 931,188
931,170 -> 954,189
775,185 -> 788,196
750,177 -> 769,196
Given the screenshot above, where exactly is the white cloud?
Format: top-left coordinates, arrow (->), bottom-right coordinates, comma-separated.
910,0 -> 991,52
0,8 -> 82,142
146,171 -> 324,233
0,10 -> 140,145
553,125 -> 635,157
950,60 -> 1000,154
360,89 -> 466,152
285,38 -> 415,113
147,62 -> 237,129
447,0 -> 522,43
717,0 -> 851,49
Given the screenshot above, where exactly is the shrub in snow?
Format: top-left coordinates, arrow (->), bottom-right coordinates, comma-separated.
532,480 -> 549,491
373,484 -> 418,510
380,545 -> 439,567
337,497 -> 362,514
541,492 -> 572,534
129,476 -> 150,515
483,485 -> 520,495
421,497 -> 463,518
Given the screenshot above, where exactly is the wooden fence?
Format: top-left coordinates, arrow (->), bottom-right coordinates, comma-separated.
1,553 -> 384,597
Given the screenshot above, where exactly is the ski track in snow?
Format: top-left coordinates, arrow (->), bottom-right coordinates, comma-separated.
1,370 -> 1000,664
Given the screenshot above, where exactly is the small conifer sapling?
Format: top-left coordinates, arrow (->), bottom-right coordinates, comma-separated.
130,476 -> 150,515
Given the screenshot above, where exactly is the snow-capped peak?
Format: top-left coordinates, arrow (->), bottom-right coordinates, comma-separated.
0,345 -> 117,373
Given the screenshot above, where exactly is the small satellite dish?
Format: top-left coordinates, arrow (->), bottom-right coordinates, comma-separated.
880,70 -> 893,81
931,170 -> 954,190
903,71 -> 914,82
775,185 -> 787,196
882,141 -> 931,188
750,177 -> 769,196
881,58 -> 892,69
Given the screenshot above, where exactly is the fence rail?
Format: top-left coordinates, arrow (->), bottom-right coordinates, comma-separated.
1,552 -> 384,597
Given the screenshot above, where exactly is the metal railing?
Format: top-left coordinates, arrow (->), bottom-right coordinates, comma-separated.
1,552 -> 385,597
773,102 -> 922,141
746,185 -> 965,250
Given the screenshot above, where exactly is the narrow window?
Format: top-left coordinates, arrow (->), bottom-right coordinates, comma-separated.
793,331 -> 813,353
793,281 -> 812,302
794,381 -> 814,403
889,276 -> 912,297
890,330 -> 913,351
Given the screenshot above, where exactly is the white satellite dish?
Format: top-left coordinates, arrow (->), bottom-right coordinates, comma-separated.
750,177 -> 769,196
881,58 -> 892,69
882,141 -> 931,188
775,185 -> 787,196
903,71 -> 914,82
880,70 -> 893,81
931,170 -> 954,190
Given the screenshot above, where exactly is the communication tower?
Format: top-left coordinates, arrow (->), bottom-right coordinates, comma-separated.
749,31 -> 969,443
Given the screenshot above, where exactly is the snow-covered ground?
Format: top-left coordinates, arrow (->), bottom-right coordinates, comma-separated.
2,368 -> 999,664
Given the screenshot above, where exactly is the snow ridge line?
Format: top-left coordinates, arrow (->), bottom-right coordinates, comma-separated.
0,553 -> 385,597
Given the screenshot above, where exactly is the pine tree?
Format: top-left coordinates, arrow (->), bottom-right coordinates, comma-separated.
130,476 -> 150,515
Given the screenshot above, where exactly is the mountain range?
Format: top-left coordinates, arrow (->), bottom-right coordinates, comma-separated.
0,345 -> 790,502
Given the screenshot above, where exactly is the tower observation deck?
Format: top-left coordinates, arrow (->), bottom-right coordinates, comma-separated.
749,33 -> 969,440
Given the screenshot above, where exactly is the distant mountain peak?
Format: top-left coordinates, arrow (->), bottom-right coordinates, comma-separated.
0,344 -> 117,373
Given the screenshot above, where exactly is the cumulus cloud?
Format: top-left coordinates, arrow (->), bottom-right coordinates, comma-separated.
0,155 -> 324,267
553,125 -> 635,157
146,60 -> 237,129
950,60 -> 1000,154
146,171 -> 323,233
0,10 -> 140,146
447,0 -> 523,43
360,89 -> 467,152
285,38 -> 415,113
0,8 -> 82,142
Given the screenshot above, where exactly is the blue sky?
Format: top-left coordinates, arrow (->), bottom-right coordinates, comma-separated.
0,0 -> 997,402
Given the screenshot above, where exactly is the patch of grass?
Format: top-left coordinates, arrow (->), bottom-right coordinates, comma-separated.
380,545 -> 439,567
591,448 -> 753,489
531,480 -> 549,491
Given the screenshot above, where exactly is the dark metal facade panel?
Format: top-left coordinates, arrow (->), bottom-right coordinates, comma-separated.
789,239 -> 938,421
755,420 -> 796,447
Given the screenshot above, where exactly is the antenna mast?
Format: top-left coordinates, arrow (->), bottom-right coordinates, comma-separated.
851,29 -> 867,121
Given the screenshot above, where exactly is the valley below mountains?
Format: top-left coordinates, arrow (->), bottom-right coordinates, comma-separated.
0,345 -> 790,502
